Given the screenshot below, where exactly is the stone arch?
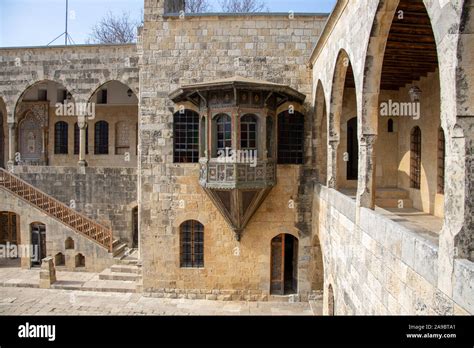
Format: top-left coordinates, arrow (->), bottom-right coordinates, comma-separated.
328,49 -> 358,191
13,79 -> 75,121
314,80 -> 328,185
87,79 -> 138,104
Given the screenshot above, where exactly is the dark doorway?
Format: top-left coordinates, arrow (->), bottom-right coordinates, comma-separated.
0,212 -> 19,245
346,117 -> 358,180
132,206 -> 138,248
270,234 -> 298,295
31,223 -> 46,266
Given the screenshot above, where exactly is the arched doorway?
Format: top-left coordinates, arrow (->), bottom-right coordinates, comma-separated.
31,222 -> 46,266
270,234 -> 298,295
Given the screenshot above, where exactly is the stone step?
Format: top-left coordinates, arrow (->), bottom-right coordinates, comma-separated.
112,243 -> 127,257
375,198 -> 413,208
52,279 -> 137,293
99,269 -> 140,282
375,188 -> 409,199
117,258 -> 139,266
110,264 -> 141,274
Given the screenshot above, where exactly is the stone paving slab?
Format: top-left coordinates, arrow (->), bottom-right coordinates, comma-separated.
0,287 -> 319,316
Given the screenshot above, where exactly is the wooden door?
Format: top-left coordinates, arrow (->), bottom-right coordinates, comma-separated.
292,237 -> 299,292
270,234 -> 284,295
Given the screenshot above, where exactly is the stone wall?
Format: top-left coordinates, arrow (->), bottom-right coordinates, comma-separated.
12,166 -> 137,243
0,189 -> 115,272
314,185 -> 473,314
138,1 -> 328,299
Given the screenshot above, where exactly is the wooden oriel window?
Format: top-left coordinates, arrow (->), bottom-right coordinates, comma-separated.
277,111 -> 304,164
438,127 -> 445,194
94,121 -> 109,155
410,126 -> 422,189
240,114 -> 257,150
173,110 -> 199,163
216,114 -> 232,152
54,121 -> 68,154
180,220 -> 204,268
74,123 -> 89,155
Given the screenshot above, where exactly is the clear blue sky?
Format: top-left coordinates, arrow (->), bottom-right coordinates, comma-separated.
0,0 -> 337,47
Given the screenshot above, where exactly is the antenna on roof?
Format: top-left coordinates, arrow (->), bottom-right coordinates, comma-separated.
47,0 -> 76,46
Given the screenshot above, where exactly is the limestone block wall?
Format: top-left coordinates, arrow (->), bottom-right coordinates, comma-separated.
12,166 -> 137,243
138,5 -> 328,299
314,185 -> 473,315
0,189 -> 115,272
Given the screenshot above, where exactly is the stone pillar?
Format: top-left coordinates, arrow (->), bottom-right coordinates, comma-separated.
7,122 -> 16,169
39,257 -> 57,289
77,116 -> 88,167
327,139 -> 339,188
357,134 -> 377,209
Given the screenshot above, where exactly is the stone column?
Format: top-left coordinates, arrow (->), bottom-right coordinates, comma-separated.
357,134 -> 377,209
7,122 -> 16,170
327,138 -> 339,188
77,116 -> 88,167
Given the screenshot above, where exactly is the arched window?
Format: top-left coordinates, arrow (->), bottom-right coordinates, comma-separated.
438,127 -> 445,194
173,110 -> 199,163
216,114 -> 232,153
388,118 -> 394,133
240,114 -> 257,150
94,121 -> 109,155
54,121 -> 68,154
74,123 -> 89,155
410,126 -> 422,189
278,111 -> 304,164
180,220 -> 204,268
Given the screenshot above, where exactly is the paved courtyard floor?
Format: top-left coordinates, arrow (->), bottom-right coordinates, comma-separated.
0,262 -> 321,316
0,287 -> 320,316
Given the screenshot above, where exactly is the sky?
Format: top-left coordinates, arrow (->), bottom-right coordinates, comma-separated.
0,0 -> 337,47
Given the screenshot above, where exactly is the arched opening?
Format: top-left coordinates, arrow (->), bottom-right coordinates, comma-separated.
15,80 -> 72,166
132,206 -> 138,248
65,237 -> 75,250
75,253 -> 85,268
54,252 -> 65,266
327,284 -> 335,316
270,234 -> 298,295
30,222 -> 46,266
87,80 -> 138,167
329,50 -> 358,194
315,81 -> 328,184
364,0 -> 443,234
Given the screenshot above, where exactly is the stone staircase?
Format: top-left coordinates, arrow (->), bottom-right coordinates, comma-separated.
375,188 -> 413,209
